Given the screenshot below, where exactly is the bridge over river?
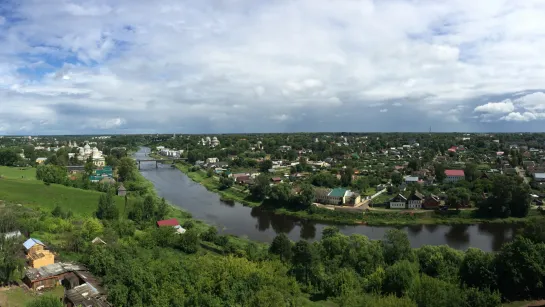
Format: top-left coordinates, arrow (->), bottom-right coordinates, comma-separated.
136,157 -> 187,169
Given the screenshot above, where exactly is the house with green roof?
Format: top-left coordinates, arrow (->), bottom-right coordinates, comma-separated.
314,187 -> 361,206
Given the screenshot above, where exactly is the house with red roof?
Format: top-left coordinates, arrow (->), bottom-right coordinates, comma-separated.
444,169 -> 465,183
156,218 -> 186,234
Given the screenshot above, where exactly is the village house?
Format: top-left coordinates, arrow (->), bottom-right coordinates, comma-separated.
23,262 -> 86,291
117,184 -> 127,196
404,176 -> 419,184
422,194 -> 441,209
156,218 -> 186,234
206,157 -> 219,164
36,157 -> 47,164
444,169 -> 465,183
315,188 -> 361,206
24,238 -> 54,269
407,191 -> 424,209
389,194 -> 407,209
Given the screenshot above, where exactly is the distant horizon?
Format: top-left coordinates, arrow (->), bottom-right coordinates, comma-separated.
2,131 -> 545,138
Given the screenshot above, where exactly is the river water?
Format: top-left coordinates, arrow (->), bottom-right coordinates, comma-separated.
136,147 -> 517,252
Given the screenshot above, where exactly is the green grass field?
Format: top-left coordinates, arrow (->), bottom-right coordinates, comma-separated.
0,286 -> 64,307
0,178 -> 125,217
0,166 -> 36,180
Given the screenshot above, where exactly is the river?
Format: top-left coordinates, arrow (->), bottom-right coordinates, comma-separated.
136,147 -> 517,252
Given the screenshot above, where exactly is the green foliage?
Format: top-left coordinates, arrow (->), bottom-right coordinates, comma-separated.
495,237 -> 545,300
382,260 -> 418,297
416,245 -> 463,283
250,174 -> 271,200
219,176 -> 234,190
269,233 -> 293,262
459,248 -> 497,290
478,175 -> 531,218
117,157 -> 137,181
36,164 -> 67,184
96,192 -> 119,220
0,148 -> 20,166
178,228 -> 200,254
259,159 -> 273,172
24,296 -> 63,307
382,229 -> 415,265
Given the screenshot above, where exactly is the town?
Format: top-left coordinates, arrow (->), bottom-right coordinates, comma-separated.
0,133 -> 545,307
151,133 -> 544,222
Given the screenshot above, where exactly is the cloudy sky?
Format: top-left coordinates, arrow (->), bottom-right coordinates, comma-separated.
1,0 -> 545,135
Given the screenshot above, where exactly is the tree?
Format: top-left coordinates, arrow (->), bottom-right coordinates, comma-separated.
291,240 -> 320,286
340,167 -> 353,187
269,233 -> 293,262
269,183 -> 292,206
322,226 -> 340,240
408,159 -> 421,171
434,164 -> 446,183
0,149 -> 20,166
293,183 -> 315,209
259,160 -> 273,172
391,172 -> 403,186
36,164 -> 67,184
178,229 -> 200,254
84,160 -> 96,177
219,176 -> 234,190
382,260 -> 418,297
96,192 -> 119,220
206,168 -> 214,177
25,296 -> 63,307
155,197 -> 169,221
142,195 -> 156,221
310,172 -> 339,188
117,157 -> 137,181
446,187 -> 470,210
352,177 -> 369,193
464,163 -> 479,182
495,237 -> 545,300
478,175 -> 531,218
250,174 -> 271,200
382,229 -> 414,265
522,219 -> 545,243
459,248 -> 497,290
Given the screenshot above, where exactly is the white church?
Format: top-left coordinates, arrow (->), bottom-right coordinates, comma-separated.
67,141 -> 106,167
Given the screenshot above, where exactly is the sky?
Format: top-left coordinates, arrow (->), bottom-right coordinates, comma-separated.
1,0 -> 545,135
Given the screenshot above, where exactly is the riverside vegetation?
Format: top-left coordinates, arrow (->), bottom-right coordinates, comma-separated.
175,161 -> 545,226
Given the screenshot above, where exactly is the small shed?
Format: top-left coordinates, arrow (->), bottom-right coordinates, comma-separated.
117,184 -> 127,196
156,218 -> 180,227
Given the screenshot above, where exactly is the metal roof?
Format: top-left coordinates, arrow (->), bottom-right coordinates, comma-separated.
23,238 -> 45,250
329,188 -> 348,197
535,173 -> 545,179
25,262 -> 87,281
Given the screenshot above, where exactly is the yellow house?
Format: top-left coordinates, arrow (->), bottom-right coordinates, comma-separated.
24,238 -> 55,268
35,157 -> 47,164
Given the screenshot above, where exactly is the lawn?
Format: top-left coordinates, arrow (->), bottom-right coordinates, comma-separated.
0,178 -> 125,217
0,166 -> 36,180
0,286 -> 64,307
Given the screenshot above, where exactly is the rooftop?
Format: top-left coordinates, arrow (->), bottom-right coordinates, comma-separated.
25,262 -> 86,281
156,218 -> 180,227
23,238 -> 45,250
329,188 -> 348,197
534,173 -> 545,179
445,169 -> 465,177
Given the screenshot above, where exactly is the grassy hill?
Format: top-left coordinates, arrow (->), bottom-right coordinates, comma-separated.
0,178 -> 126,217
0,166 -> 36,180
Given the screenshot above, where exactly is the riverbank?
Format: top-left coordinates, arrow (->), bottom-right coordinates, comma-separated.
172,161 -> 545,227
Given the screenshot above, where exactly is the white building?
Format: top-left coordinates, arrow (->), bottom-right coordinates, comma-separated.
389,194 -> 407,209
444,170 -> 465,183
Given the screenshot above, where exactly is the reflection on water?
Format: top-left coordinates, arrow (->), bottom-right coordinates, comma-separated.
136,147 -> 519,252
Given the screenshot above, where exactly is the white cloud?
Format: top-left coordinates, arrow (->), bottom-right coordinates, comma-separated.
514,92 -> 545,111
379,109 -> 388,113
271,114 -> 289,121
2,0 -> 545,133
500,112 -> 539,122
474,100 -> 515,114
